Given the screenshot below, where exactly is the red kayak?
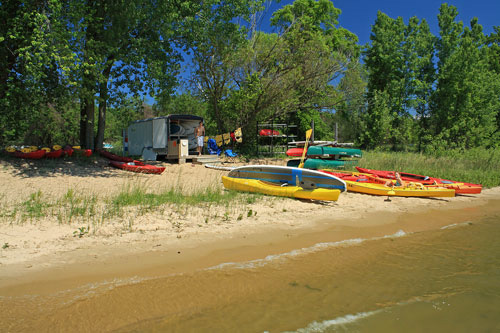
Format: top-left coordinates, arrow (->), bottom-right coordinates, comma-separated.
45,149 -> 63,158
62,146 -> 74,157
14,150 -> 46,159
74,148 -> 92,157
320,170 -> 387,184
356,167 -> 482,194
259,129 -> 280,136
109,161 -> 165,174
97,148 -> 133,162
286,148 -> 304,157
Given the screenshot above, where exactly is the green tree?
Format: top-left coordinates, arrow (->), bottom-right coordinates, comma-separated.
430,4 -> 499,149
363,12 -> 434,149
228,0 -> 360,147
0,0 -> 74,145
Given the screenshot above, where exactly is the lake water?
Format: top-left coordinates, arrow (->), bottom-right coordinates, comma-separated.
2,199 -> 499,332
120,202 -> 500,332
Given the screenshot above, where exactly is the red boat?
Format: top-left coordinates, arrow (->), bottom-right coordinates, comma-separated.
62,146 -> 74,157
259,129 -> 280,136
13,149 -> 46,159
45,149 -> 63,158
109,161 -> 165,174
97,148 -> 133,162
74,148 -> 92,157
355,167 -> 482,194
286,148 -> 304,157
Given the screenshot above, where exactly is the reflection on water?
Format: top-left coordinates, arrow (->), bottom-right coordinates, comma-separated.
1,203 -> 499,332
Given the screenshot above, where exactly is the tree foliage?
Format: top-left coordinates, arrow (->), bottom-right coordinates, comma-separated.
363,4 -> 499,151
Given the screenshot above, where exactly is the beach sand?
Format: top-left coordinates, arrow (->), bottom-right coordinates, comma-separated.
1,155 -> 499,294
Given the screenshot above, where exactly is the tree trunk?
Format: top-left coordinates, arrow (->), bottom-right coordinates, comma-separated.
95,58 -> 114,150
80,97 -> 94,150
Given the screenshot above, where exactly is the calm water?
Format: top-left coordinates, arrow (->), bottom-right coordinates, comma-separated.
121,206 -> 500,332
1,201 -> 499,332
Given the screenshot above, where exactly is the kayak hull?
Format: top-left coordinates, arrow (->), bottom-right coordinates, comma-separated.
45,149 -> 63,158
287,158 -> 357,169
307,146 -> 362,158
13,150 -> 46,159
228,165 -> 346,191
97,149 -> 133,162
345,180 -> 455,197
109,161 -> 165,174
222,176 -> 341,201
355,167 -> 482,194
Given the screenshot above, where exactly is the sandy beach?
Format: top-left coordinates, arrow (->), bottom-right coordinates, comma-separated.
0,155 -> 498,288
1,155 -> 500,331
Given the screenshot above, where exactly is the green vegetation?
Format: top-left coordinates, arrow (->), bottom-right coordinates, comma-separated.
1,1 -> 498,156
0,183 -> 265,234
355,148 -> 500,188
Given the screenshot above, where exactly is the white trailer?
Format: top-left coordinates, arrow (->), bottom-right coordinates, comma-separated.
124,114 -> 203,161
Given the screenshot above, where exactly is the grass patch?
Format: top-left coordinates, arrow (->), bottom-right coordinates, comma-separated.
111,184 -> 240,209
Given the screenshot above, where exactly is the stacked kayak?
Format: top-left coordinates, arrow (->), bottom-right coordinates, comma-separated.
307,146 -> 362,158
356,167 -> 482,194
287,146 -> 361,169
109,161 -> 165,174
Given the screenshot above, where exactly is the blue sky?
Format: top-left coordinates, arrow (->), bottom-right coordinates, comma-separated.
263,0 -> 499,45
150,1 -> 499,103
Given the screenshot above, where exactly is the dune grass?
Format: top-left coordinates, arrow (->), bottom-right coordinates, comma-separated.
354,147 -> 500,188
0,181 -> 263,235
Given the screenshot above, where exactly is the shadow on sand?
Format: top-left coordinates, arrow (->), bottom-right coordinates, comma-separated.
0,153 -> 145,179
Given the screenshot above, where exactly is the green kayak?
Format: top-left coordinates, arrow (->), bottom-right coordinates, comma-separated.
287,158 -> 358,169
307,146 -> 362,158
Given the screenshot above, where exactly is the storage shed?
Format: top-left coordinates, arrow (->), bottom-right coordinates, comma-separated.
124,114 -> 203,161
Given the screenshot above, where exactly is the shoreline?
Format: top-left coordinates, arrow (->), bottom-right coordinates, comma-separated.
1,158 -> 499,295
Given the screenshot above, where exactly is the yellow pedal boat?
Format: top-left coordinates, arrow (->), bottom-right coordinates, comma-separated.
345,180 -> 455,197
222,176 -> 341,201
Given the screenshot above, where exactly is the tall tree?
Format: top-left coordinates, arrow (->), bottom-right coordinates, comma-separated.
228,0 -> 360,144
363,12 -> 434,149
430,4 -> 499,149
0,0 -> 74,145
65,0 -> 184,149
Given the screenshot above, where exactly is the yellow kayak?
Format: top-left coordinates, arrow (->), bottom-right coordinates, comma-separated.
222,176 -> 341,201
345,180 -> 455,197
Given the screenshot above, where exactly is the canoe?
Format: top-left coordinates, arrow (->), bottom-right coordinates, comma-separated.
345,180 -> 455,197
13,149 -> 46,159
222,176 -> 341,201
287,158 -> 357,169
228,165 -> 346,191
286,147 -> 304,157
97,149 -> 134,162
355,167 -> 482,194
109,161 -> 165,174
45,149 -> 63,158
307,146 -> 362,158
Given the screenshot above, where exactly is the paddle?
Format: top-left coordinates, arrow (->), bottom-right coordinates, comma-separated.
298,129 -> 313,168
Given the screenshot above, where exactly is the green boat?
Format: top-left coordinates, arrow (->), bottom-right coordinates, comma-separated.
287,158 -> 358,169
307,146 -> 362,158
